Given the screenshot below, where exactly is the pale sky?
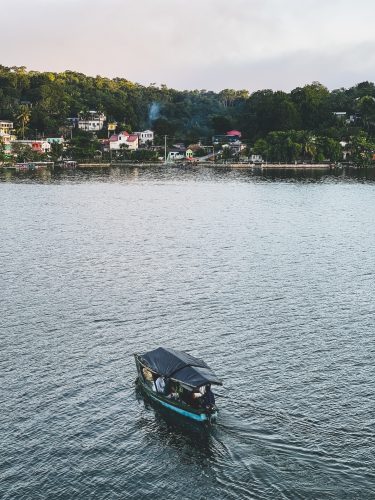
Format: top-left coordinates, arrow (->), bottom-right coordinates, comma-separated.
1,0 -> 374,92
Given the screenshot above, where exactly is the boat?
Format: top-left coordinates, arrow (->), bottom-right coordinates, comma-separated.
134,347 -> 222,423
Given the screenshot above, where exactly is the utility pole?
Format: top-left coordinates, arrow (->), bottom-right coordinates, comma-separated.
164,135 -> 167,164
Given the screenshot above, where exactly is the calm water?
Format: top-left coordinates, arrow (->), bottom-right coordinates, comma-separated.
1,167 -> 375,499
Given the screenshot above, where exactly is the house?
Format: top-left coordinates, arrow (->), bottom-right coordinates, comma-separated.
109,131 -> 139,151
100,139 -> 110,152
12,140 -> 51,153
126,134 -> 139,150
249,154 -> 263,163
134,130 -> 154,146
333,112 -> 358,125
167,147 -> 193,162
0,131 -> 16,146
212,134 -> 241,146
226,130 -> 242,139
0,120 -> 14,135
68,111 -> 106,132
0,131 -> 16,155
46,137 -> 64,145
109,131 -> 129,150
167,148 -> 185,161
340,141 -> 351,160
333,112 -> 347,119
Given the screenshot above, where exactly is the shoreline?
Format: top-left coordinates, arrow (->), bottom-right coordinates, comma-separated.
0,162 -> 361,173
76,162 -> 344,169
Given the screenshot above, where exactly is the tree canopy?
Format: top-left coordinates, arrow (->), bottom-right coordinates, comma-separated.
0,65 -> 374,166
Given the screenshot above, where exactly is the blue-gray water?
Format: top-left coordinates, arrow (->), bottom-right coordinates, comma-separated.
1,168 -> 375,499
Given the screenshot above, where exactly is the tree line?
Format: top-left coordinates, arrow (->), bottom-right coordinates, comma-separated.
1,65 -> 375,165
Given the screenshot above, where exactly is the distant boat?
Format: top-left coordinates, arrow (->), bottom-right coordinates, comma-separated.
134,347 -> 222,423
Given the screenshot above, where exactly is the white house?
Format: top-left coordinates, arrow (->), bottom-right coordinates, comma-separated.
78,111 -> 106,131
134,130 -> 154,146
68,111 -> 106,132
167,147 -> 193,162
0,131 -> 16,146
0,131 -> 16,154
0,120 -> 14,135
249,154 -> 263,163
109,132 -> 139,151
333,112 -> 347,119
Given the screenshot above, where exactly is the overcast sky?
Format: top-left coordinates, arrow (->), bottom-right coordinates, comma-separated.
1,0 -> 374,92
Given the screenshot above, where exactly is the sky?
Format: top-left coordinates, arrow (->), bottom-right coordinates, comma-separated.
1,0 -> 374,92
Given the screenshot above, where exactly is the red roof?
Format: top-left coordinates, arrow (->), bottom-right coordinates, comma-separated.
119,131 -> 130,136
109,134 -> 119,142
127,134 -> 138,142
226,130 -> 242,137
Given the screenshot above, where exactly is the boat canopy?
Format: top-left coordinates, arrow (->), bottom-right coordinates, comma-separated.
139,347 -> 222,388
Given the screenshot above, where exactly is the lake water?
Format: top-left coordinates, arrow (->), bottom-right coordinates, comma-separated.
1,167 -> 375,499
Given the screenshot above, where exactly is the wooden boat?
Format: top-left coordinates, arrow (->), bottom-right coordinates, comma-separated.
134,347 -> 222,423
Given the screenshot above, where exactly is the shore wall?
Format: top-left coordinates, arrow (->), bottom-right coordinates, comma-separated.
76,162 -> 340,169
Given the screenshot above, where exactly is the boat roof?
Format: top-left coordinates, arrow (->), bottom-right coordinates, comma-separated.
139,347 -> 222,388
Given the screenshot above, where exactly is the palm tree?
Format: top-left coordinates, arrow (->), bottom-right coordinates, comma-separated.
300,132 -> 316,162
17,105 -> 31,139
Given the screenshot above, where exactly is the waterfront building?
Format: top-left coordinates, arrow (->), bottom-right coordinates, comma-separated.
12,140 -> 51,153
167,146 -> 193,162
68,111 -> 106,132
213,130 -> 242,146
226,130 -> 242,138
167,149 -> 185,161
333,112 -> 358,125
109,131 -> 139,151
0,131 -> 16,146
249,154 -> 263,163
46,137 -> 64,144
134,130 -> 154,146
0,132 -> 16,155
0,120 -> 14,135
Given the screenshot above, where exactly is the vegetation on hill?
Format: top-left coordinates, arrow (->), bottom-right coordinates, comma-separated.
1,65 -> 375,163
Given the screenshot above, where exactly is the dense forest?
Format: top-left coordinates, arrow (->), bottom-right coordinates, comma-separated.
1,65 -> 375,164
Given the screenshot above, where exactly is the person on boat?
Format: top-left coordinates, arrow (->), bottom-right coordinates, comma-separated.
190,386 -> 205,407
165,381 -> 179,400
202,384 -> 215,410
142,367 -> 153,382
154,375 -> 165,393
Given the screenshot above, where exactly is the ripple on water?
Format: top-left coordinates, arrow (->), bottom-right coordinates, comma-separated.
1,170 -> 375,499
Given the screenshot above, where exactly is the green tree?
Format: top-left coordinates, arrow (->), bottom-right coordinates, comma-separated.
357,96 -> 375,132
221,147 -> 234,160
299,131 -> 317,161
152,117 -> 176,138
253,138 -> 269,158
0,139 -> 7,161
350,133 -> 375,168
291,82 -> 331,130
316,136 -> 342,162
11,143 -> 41,162
49,142 -> 63,161
17,105 -> 31,139
211,115 -> 233,134
65,131 -> 100,160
